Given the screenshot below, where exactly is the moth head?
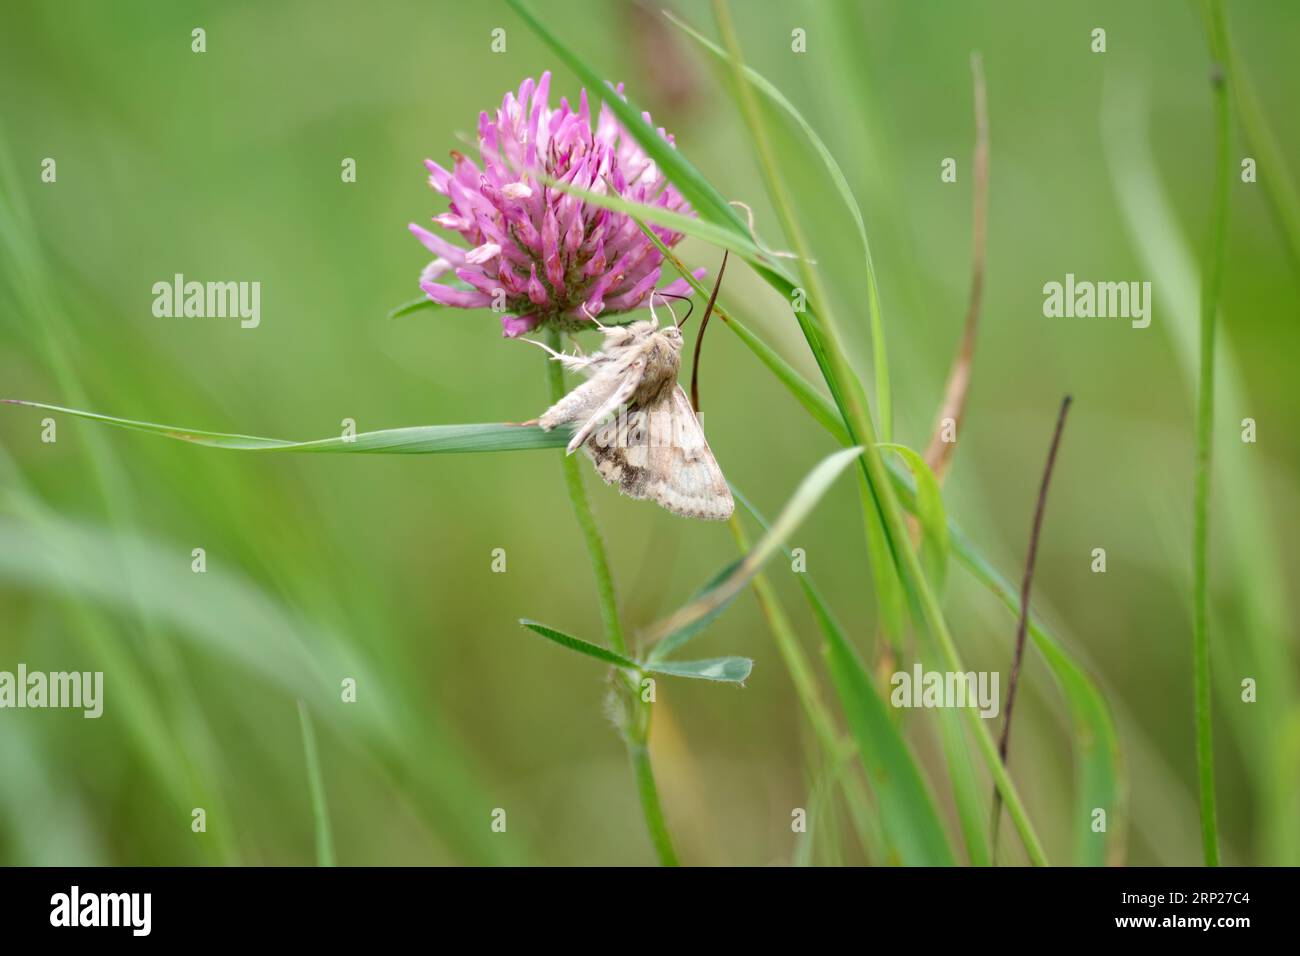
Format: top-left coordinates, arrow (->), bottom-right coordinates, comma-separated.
605,319 -> 654,348
659,324 -> 683,350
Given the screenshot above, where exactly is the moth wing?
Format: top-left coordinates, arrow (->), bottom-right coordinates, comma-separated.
565,356 -> 644,454
538,361 -> 627,436
584,385 -> 733,521
651,386 -> 733,520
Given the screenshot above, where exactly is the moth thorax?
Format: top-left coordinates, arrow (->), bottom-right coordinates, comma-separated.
634,341 -> 680,404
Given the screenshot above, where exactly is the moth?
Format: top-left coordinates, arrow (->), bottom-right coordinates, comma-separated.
530,264 -> 733,521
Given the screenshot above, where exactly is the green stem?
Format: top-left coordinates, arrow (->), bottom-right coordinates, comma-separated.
541,325 -> 678,866
544,329 -> 627,657
1211,8 -> 1300,278
297,699 -> 337,866
728,515 -> 884,860
1194,0 -> 1231,867
713,0 -> 1047,864
628,734 -> 679,867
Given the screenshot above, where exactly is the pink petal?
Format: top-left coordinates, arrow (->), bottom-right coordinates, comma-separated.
465,242 -> 502,265
656,268 -> 708,300
420,259 -> 453,284
502,313 -> 541,337
424,159 -> 451,193
420,280 -> 492,309
409,224 -> 466,264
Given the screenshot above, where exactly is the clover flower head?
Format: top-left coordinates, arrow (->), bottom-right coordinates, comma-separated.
410,71 -> 703,337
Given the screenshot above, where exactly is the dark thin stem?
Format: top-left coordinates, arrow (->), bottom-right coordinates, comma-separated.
991,394 -> 1071,857
689,251 -> 728,413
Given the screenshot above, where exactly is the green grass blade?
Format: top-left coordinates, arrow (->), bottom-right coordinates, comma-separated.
664,10 -> 892,441
505,0 -> 740,231
519,619 -> 639,670
936,706 -> 991,866
644,558 -> 743,663
296,699 -> 337,867
879,443 -> 950,593
1213,8 -> 1300,277
641,446 -> 863,649
891,466 -> 1123,866
732,489 -> 955,865
1103,69 -> 1290,865
3,400 -> 569,454
1191,0 -> 1231,866
0,511 -> 522,865
645,657 -> 753,683
725,509 -> 884,860
537,174 -> 763,261
505,0 -> 820,365
822,626 -> 956,865
634,221 -> 849,444
387,297 -> 451,319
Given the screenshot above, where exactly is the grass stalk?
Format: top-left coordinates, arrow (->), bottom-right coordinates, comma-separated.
541,325 -> 678,866
727,515 -> 883,860
297,699 -> 337,866
925,52 -> 989,480
712,0 -> 1048,864
991,395 -> 1071,855
1193,0 -> 1232,867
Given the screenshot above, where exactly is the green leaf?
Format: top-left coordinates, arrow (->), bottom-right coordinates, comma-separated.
878,443 -> 950,593
388,297 -> 447,319
935,704 -> 991,866
2,400 -> 570,454
644,558 -> 742,664
732,488 -> 956,866
641,446 -> 863,649
664,10 -> 892,441
822,615 -> 957,866
645,657 -> 752,683
518,619 -> 639,670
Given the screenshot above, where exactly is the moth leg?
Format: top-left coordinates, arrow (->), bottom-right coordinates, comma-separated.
519,336 -> 593,372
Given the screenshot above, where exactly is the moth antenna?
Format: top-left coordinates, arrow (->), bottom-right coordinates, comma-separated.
646,292 -> 662,328
653,291 -> 695,329
690,251 -> 729,414
580,302 -> 610,332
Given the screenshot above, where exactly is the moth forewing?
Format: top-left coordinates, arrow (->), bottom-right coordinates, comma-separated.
536,319 -> 733,521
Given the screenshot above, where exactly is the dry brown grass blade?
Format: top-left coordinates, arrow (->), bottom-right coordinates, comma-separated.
923,51 -> 989,483
991,394 -> 1072,856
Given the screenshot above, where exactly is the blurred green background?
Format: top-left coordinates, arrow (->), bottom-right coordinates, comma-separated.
1,0 -> 1296,866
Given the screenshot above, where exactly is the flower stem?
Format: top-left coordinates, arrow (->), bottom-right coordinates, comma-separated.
627,734 -> 679,867
541,325 -> 678,866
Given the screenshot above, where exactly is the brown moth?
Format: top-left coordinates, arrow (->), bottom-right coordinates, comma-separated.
530,303 -> 733,521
